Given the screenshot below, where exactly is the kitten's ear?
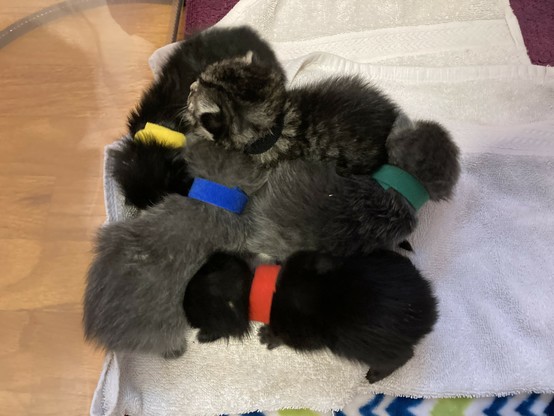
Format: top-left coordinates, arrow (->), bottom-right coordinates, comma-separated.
200,111 -> 225,141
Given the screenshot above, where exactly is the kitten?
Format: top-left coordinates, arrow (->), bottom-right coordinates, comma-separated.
186,52 -> 401,175
184,250 -> 438,383
246,118 -> 460,258
83,140 -> 268,358
111,26 -> 284,208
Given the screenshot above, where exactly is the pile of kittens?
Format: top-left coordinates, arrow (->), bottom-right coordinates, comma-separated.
83,26 -> 460,383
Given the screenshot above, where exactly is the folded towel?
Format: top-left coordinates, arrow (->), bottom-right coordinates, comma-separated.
148,0 -> 530,73
91,0 -> 554,414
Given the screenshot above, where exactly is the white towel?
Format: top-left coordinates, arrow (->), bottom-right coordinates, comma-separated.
91,0 -> 554,414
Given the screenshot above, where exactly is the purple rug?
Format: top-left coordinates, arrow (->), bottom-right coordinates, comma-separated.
509,0 -> 554,66
184,0 -> 239,36
184,0 -> 553,66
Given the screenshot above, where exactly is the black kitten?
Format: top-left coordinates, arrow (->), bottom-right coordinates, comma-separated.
184,252 -> 254,343
186,52 -> 401,175
184,250 -> 438,383
109,139 -> 193,210
111,26 -> 284,208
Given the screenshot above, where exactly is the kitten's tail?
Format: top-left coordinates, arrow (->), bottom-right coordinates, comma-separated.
109,137 -> 193,209
386,116 -> 461,201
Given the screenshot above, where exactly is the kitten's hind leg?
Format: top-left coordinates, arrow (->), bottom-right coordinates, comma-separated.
258,325 -> 284,350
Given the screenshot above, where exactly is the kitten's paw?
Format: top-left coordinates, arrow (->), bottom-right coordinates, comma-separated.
398,240 -> 413,252
365,367 -> 395,384
197,329 -> 223,343
258,325 -> 283,350
258,325 -> 272,344
163,347 -> 185,359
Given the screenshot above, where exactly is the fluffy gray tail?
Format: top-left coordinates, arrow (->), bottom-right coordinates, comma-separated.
386,116 -> 461,201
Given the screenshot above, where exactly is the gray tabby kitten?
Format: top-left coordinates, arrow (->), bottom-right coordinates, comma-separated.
186,52 -> 400,175
83,120 -> 459,357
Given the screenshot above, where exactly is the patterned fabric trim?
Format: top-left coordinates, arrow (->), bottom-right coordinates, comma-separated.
228,394 -> 554,416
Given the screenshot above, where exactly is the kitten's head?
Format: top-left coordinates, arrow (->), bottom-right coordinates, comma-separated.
186,51 -> 287,151
109,136 -> 193,209
386,119 -> 461,201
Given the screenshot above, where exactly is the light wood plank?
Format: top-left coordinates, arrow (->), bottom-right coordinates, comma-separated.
0,2 -> 174,414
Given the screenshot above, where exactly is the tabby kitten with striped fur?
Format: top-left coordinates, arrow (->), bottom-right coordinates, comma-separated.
186,51 -> 402,175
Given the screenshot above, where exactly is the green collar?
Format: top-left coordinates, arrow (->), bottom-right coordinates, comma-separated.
372,164 -> 429,210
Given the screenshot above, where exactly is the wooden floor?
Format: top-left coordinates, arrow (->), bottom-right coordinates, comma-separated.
0,2 -> 173,414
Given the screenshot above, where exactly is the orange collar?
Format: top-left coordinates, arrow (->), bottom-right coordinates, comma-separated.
249,264 -> 281,324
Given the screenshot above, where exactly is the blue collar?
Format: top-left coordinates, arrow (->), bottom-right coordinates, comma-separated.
188,178 -> 248,214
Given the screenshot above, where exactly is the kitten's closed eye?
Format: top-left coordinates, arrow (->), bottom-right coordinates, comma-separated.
200,112 -> 225,141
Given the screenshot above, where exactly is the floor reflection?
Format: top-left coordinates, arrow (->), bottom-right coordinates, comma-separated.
0,1 -> 173,413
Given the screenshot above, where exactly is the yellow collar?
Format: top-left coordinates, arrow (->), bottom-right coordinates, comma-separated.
134,122 -> 186,148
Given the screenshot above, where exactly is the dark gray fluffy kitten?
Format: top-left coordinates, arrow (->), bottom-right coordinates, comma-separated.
83,119 -> 459,357
186,52 -> 399,175
247,116 -> 460,258
83,139 -> 268,358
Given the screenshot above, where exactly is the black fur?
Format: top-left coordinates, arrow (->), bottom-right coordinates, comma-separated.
128,26 -> 283,135
113,26 -> 283,208
184,252 -> 253,343
109,136 -> 192,209
185,250 -> 438,383
285,75 -> 398,174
